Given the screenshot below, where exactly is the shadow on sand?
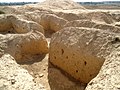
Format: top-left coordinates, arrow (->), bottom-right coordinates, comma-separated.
48,61 -> 87,90
17,54 -> 46,65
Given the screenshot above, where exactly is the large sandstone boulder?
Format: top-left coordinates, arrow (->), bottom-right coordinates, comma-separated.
0,15 -> 13,33
86,46 -> 120,90
0,54 -> 45,90
40,14 -> 67,32
1,31 -> 48,63
0,14 -> 44,34
24,10 -> 50,24
8,15 -> 44,34
49,27 -> 117,83
64,20 -> 120,33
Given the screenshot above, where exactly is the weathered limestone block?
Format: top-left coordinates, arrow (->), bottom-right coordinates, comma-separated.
2,31 -> 48,62
40,14 -> 67,32
8,15 -> 44,34
0,15 -> 13,32
49,27 -> 117,83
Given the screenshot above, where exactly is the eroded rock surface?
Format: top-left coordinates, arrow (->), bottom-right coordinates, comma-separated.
0,54 -> 45,90
40,14 -> 67,31
0,15 -> 44,34
0,31 -> 48,63
64,20 -> 120,33
0,15 -> 13,32
86,12 -> 115,24
86,46 -> 120,90
9,15 -> 44,34
49,27 -> 118,83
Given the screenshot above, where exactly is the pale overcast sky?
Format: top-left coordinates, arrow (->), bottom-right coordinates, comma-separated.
0,0 -> 120,2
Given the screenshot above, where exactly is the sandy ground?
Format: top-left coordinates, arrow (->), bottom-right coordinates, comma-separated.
21,54 -> 50,90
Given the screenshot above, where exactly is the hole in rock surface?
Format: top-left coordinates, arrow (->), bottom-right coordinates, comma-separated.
61,49 -> 64,54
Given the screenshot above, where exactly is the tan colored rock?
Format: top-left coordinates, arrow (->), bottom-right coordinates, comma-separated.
93,23 -> 120,33
64,20 -> 96,28
64,20 -> 120,33
55,11 -> 114,24
0,6 -> 19,14
29,21 -> 44,34
86,46 -> 120,90
0,14 -> 44,34
0,54 -> 45,90
40,14 -> 67,32
24,10 -> 49,24
54,11 -> 89,21
87,12 -> 114,24
0,15 -> 13,33
8,15 -> 44,34
49,27 -> 117,83
1,31 -> 48,63
111,13 -> 120,22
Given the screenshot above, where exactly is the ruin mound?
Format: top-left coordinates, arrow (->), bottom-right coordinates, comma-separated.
38,0 -> 85,10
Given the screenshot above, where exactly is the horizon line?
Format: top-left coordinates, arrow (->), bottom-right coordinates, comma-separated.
0,1 -> 120,3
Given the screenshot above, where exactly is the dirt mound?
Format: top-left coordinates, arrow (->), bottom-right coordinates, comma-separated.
38,0 -> 85,10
